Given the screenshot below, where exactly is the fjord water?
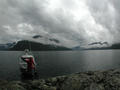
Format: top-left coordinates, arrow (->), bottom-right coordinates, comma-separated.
0,50 -> 120,80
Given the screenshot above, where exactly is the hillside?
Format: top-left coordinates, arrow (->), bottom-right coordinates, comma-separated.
72,42 -> 120,50
111,43 -> 120,49
10,40 -> 71,51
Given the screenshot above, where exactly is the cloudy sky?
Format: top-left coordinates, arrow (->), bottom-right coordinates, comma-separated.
0,0 -> 120,47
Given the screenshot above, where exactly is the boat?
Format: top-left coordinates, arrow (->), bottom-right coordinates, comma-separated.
19,50 -> 36,77
19,40 -> 37,79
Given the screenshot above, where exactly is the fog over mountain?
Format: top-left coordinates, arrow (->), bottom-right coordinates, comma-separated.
0,0 -> 120,48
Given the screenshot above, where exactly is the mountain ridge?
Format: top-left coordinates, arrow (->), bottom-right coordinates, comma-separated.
10,40 -> 71,51
72,42 -> 120,50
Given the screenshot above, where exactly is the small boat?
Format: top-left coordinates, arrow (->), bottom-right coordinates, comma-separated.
19,51 -> 36,77
19,41 -> 37,79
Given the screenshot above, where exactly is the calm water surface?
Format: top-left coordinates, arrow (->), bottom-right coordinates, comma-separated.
0,50 -> 120,80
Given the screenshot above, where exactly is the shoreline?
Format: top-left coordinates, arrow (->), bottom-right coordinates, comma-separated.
0,69 -> 120,90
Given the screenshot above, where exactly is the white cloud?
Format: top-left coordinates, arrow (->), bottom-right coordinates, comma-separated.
0,0 -> 120,47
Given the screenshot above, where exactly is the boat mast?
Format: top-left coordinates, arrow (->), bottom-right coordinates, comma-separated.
28,40 -> 32,52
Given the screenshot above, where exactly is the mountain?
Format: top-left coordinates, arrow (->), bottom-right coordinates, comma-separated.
85,41 -> 109,50
87,43 -> 120,50
72,42 -> 120,50
0,42 -> 16,50
88,42 -> 109,46
1,40 -> 120,51
10,40 -> 71,51
111,43 -> 120,49
72,46 -> 84,50
0,44 -> 7,50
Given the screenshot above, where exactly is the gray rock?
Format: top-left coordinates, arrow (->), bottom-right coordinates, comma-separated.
0,69 -> 120,90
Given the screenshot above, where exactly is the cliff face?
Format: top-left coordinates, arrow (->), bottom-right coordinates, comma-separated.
0,69 -> 120,90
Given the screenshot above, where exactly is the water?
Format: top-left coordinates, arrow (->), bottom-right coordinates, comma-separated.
0,50 -> 120,80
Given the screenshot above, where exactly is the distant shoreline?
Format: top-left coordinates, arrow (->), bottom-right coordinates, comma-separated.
1,48 -> 120,52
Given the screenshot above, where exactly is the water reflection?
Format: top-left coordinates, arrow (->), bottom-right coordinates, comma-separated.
20,70 -> 39,81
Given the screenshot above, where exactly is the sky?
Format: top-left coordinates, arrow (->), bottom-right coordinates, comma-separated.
0,0 -> 120,47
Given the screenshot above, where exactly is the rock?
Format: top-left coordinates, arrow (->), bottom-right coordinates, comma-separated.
0,81 -> 26,90
0,69 -> 120,90
31,79 -> 46,89
40,85 -> 56,90
92,71 -> 105,83
88,83 -> 105,90
6,83 -> 26,90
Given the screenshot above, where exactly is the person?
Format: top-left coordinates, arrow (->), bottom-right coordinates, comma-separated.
21,49 -> 36,75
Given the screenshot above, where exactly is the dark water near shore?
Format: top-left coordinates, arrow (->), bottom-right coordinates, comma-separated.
0,50 -> 120,80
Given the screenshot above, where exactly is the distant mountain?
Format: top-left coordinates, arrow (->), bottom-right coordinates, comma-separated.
72,42 -> 120,50
0,44 -> 7,50
87,43 -> 120,50
88,42 -> 109,46
110,43 -> 120,49
1,40 -> 120,51
0,42 -> 16,51
10,40 -> 71,51
72,46 -> 84,50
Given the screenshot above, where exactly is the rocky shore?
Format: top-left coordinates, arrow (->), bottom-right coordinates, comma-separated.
0,69 -> 120,90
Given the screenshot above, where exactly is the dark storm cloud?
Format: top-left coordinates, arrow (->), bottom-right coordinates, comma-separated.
0,0 -> 120,47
